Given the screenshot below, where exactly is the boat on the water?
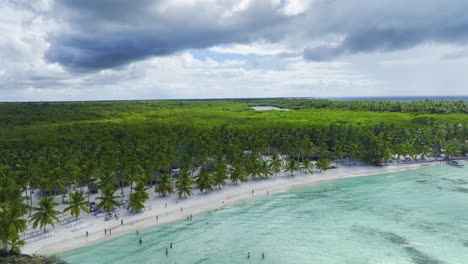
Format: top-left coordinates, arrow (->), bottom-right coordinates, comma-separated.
447,160 -> 464,167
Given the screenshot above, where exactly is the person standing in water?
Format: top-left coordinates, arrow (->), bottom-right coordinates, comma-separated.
247,252 -> 250,259
165,248 -> 169,255
262,253 -> 265,259
170,242 -> 173,249
139,239 -> 142,245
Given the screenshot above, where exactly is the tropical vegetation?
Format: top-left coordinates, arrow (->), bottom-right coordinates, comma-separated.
0,98 -> 467,253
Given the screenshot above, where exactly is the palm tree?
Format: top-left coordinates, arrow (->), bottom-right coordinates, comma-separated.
212,162 -> 228,189
443,143 -> 461,159
316,158 -> 331,172
30,196 -> 61,232
270,154 -> 282,179
175,168 -> 194,198
284,159 -> 300,176
126,164 -> 144,195
260,160 -> 273,178
127,181 -> 149,213
420,145 -> 433,160
345,143 -> 361,165
195,167 -> 214,193
0,193 -> 28,253
155,174 -> 174,196
63,191 -> 90,220
250,159 -> 263,179
96,185 -> 121,214
229,163 -> 248,184
301,159 -> 314,175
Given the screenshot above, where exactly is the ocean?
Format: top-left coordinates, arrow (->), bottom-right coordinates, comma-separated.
58,164 -> 468,264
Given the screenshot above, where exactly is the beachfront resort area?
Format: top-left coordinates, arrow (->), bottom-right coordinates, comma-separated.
1,99 -> 467,263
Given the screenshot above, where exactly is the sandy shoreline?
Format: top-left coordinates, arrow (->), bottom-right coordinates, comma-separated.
21,161 -> 442,256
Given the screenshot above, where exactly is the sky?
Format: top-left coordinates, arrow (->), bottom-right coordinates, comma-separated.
1,0 -> 468,102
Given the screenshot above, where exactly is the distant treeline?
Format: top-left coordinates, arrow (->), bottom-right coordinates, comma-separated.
254,99 -> 468,114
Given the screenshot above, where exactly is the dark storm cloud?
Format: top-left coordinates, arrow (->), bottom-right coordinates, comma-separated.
45,0 -> 468,71
45,0 -> 293,71
304,21 -> 468,61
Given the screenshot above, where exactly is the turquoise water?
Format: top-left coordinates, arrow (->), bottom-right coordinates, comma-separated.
58,165 -> 468,264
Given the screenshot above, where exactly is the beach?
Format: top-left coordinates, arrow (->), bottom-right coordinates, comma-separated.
22,161 -> 442,256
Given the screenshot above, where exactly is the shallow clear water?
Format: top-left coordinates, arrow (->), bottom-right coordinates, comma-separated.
58,164 -> 468,264
250,106 -> 290,111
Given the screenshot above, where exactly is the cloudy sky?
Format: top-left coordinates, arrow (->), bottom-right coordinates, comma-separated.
1,0 -> 468,101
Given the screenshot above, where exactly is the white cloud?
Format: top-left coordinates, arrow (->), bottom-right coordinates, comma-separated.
209,43 -> 297,56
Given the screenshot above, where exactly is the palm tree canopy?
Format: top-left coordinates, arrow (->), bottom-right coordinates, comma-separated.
176,168 -> 194,198
63,190 -> 90,219
31,196 -> 61,232
155,174 -> 174,196
96,185 -> 121,214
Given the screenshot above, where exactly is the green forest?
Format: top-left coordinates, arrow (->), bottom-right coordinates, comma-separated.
1,99 -> 468,254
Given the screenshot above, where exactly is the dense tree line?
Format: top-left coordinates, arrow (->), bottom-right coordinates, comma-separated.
0,99 -> 467,253
276,99 -> 468,114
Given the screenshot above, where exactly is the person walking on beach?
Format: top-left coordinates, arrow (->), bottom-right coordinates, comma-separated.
267,190 -> 269,196
121,219 -> 123,225
137,230 -> 139,235
156,215 -> 159,221
86,231 -> 88,237
105,228 -> 107,235
109,228 -> 112,235
252,189 -> 254,195
165,202 -> 167,208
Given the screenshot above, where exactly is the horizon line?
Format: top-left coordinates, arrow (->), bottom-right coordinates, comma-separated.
1,95 -> 468,104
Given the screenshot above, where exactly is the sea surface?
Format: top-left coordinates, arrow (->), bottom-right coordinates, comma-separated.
250,106 -> 290,111
58,164 -> 468,264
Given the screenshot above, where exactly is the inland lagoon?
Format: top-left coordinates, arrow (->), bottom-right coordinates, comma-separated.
58,164 -> 467,264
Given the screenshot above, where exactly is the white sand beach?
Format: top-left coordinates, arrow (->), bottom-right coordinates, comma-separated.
21,161 -> 442,256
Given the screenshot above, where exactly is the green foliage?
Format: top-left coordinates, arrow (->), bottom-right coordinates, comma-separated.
96,185 -> 121,214
0,99 -> 467,253
316,159 -> 331,172
62,191 -> 89,220
0,179 -> 28,253
229,163 -> 248,184
155,174 -> 174,197
175,168 -> 194,198
301,159 -> 314,174
212,160 -> 228,189
30,197 -> 61,232
127,181 -> 149,213
285,159 -> 300,176
196,168 -> 214,193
